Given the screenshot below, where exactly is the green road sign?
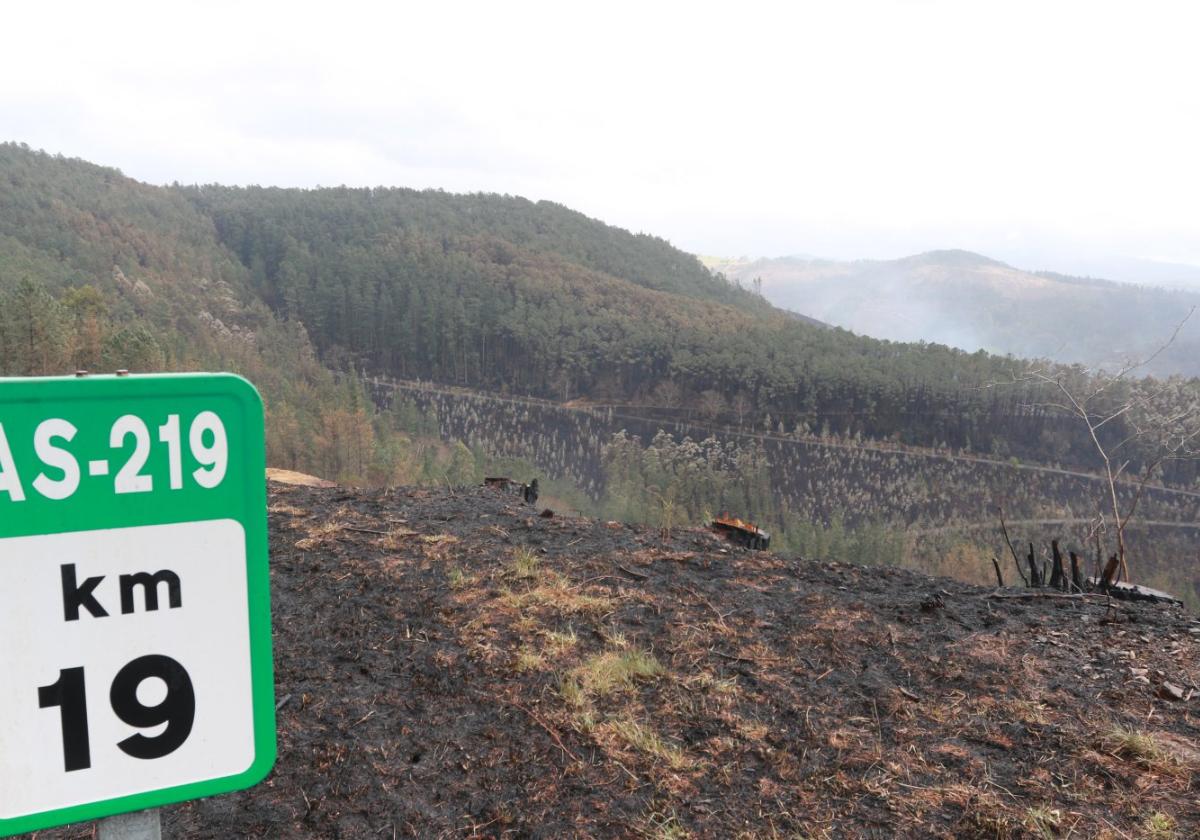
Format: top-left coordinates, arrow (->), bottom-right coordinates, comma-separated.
0,373 -> 275,837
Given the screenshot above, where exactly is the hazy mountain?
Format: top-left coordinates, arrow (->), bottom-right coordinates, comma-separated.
997,252 -> 1200,292
709,250 -> 1200,376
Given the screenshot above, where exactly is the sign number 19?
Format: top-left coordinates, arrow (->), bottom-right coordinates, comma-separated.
38,656 -> 196,772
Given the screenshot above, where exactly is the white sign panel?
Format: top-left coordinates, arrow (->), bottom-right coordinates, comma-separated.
0,520 -> 256,819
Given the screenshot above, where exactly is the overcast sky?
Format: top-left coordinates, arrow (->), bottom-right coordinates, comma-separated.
4,1 -> 1200,275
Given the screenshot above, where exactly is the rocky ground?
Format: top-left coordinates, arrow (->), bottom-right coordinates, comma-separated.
29,482 -> 1200,839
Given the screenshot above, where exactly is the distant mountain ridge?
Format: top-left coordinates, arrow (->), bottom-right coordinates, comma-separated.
707,250 -> 1200,376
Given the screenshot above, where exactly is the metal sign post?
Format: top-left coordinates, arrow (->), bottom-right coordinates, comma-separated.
98,810 -> 162,840
0,373 -> 276,838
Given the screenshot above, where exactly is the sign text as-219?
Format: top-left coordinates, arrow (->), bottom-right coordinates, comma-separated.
0,410 -> 228,500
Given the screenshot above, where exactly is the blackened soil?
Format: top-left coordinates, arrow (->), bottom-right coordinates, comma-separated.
29,483 -> 1200,839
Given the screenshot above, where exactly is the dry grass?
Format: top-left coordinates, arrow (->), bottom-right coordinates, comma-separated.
605,718 -> 693,770
641,810 -> 690,839
684,671 -> 740,696
447,566 -> 470,589
570,649 -> 663,698
542,627 -> 579,655
603,627 -> 630,649
294,520 -> 344,550
511,613 -> 541,638
1101,726 -> 1172,770
560,647 -> 666,740
643,811 -> 691,840
500,575 -> 616,616
1023,806 -> 1061,839
378,527 -> 418,549
514,648 -> 545,672
957,811 -> 1018,839
559,673 -> 587,709
508,547 -> 542,580
1142,812 -> 1178,840
267,503 -> 307,517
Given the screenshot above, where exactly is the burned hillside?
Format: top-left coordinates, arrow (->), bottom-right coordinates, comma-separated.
373,379 -> 1200,608
30,480 -> 1200,839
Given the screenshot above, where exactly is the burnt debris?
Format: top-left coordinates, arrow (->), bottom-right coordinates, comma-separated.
484,476 -> 539,506
711,513 -> 771,550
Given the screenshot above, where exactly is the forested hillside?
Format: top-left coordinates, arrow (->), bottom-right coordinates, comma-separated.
3,142 -> 1199,601
0,142 -> 405,484
178,184 -> 1021,410
174,185 -> 1200,486
4,143 -> 1198,482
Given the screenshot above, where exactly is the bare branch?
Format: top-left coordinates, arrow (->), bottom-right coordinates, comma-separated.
997,505 -> 1028,587
990,306 -> 1200,582
1112,305 -> 1196,378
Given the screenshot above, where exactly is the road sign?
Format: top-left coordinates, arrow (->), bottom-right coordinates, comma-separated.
0,373 -> 275,837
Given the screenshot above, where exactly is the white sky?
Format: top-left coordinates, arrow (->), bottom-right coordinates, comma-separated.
3,0 -> 1200,272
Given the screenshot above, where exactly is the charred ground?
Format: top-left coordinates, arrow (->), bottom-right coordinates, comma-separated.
30,481 -> 1200,839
